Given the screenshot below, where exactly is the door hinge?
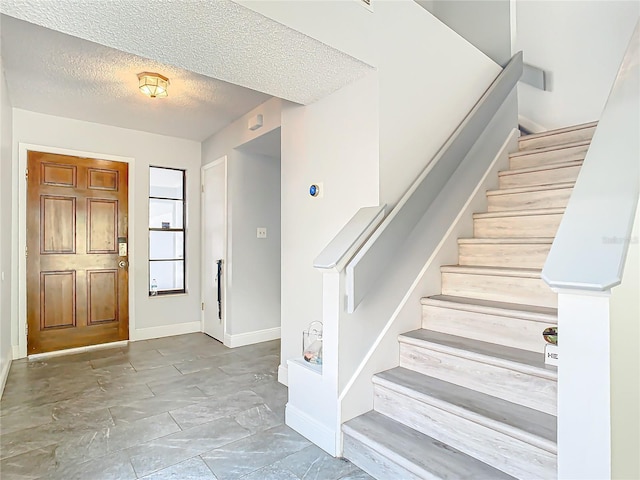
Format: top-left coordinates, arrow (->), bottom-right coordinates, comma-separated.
25,323 -> 28,335
201,302 -> 205,311
201,184 -> 204,193
25,168 -> 28,181
25,246 -> 28,258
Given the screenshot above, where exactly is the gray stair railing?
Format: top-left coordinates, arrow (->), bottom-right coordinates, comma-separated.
315,51 -> 524,312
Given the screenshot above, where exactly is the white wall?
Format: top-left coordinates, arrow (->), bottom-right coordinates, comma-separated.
421,0 -> 513,67
11,109 -> 202,350
202,98 -> 284,164
515,0 -> 639,130
610,198 -> 639,480
226,150 -> 281,338
238,0 -> 500,209
377,1 -> 500,206
0,50 -> 13,393
239,0 -> 501,386
280,72 -> 379,380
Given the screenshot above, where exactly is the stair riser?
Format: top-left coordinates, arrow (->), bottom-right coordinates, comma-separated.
343,434 -> 425,480
399,342 -> 557,415
474,213 -> 563,238
519,126 -> 596,151
441,272 -> 557,308
499,163 -> 582,189
422,304 -> 553,353
374,386 -> 557,479
459,242 -> 551,269
487,187 -> 573,212
510,145 -> 588,170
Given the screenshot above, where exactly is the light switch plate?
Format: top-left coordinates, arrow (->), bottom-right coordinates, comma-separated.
257,227 -> 267,239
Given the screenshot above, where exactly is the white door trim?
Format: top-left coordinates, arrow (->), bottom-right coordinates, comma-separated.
201,156 -> 228,344
15,143 -> 135,359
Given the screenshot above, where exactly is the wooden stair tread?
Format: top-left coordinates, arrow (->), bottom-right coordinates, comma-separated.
457,237 -> 553,244
422,294 -> 557,322
343,411 -> 515,479
518,121 -> 597,143
486,182 -> 575,196
374,367 -> 557,451
510,139 -> 590,158
474,207 -> 564,219
499,159 -> 584,177
399,329 -> 557,379
441,265 -> 542,278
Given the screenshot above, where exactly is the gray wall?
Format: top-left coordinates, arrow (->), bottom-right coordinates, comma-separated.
227,150 -> 281,336
515,0 -> 639,130
418,0 -> 512,66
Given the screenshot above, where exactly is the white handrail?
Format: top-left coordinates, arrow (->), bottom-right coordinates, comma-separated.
344,52 -> 523,312
314,205 -> 386,272
542,21 -> 639,291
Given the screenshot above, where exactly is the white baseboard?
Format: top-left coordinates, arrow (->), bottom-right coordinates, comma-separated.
130,321 -> 201,342
278,363 -> 289,386
286,403 -> 337,456
518,114 -> 548,134
0,348 -> 13,399
28,340 -> 128,361
224,326 -> 280,348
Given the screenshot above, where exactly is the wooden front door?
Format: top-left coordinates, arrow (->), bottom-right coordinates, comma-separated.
27,151 -> 129,354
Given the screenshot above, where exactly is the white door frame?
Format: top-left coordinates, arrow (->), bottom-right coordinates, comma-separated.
200,156 -> 228,343
15,143 -> 135,359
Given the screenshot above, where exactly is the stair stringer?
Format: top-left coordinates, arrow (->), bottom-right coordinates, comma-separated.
336,124 -> 519,453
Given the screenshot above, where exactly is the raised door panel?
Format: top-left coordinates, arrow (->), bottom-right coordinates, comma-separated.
88,168 -> 119,191
87,270 -> 118,325
41,163 -> 77,187
40,271 -> 76,329
87,199 -> 117,253
40,196 -> 76,254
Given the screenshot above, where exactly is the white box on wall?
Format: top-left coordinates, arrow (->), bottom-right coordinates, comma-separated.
545,343 -> 558,366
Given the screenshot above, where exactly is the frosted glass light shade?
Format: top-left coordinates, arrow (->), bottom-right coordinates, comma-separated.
137,72 -> 169,98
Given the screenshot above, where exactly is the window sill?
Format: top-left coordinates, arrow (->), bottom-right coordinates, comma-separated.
148,293 -> 188,298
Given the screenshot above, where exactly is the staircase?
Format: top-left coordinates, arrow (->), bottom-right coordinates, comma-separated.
342,122 -> 597,479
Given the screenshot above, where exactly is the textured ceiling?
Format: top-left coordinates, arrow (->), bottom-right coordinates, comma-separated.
0,15 -> 273,141
0,0 -> 373,106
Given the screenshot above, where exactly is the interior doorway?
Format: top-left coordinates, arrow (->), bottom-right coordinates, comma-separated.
26,151 -> 129,354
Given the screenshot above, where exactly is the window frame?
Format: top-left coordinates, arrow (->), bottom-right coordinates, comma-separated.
148,166 -> 187,296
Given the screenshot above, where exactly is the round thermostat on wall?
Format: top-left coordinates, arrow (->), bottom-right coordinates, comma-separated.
309,184 -> 320,197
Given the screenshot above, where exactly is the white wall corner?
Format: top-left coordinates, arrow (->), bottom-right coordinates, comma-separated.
12,344 -> 20,360
224,326 -> 281,348
278,363 -> 289,387
130,321 -> 201,342
285,403 -> 338,456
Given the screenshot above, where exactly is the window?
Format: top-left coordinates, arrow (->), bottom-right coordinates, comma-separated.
149,166 -> 186,295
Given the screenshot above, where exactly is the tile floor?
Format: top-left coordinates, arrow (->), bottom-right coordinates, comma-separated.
0,333 -> 372,480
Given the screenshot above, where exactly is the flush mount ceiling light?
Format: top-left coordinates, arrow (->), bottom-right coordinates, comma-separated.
137,72 -> 169,98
